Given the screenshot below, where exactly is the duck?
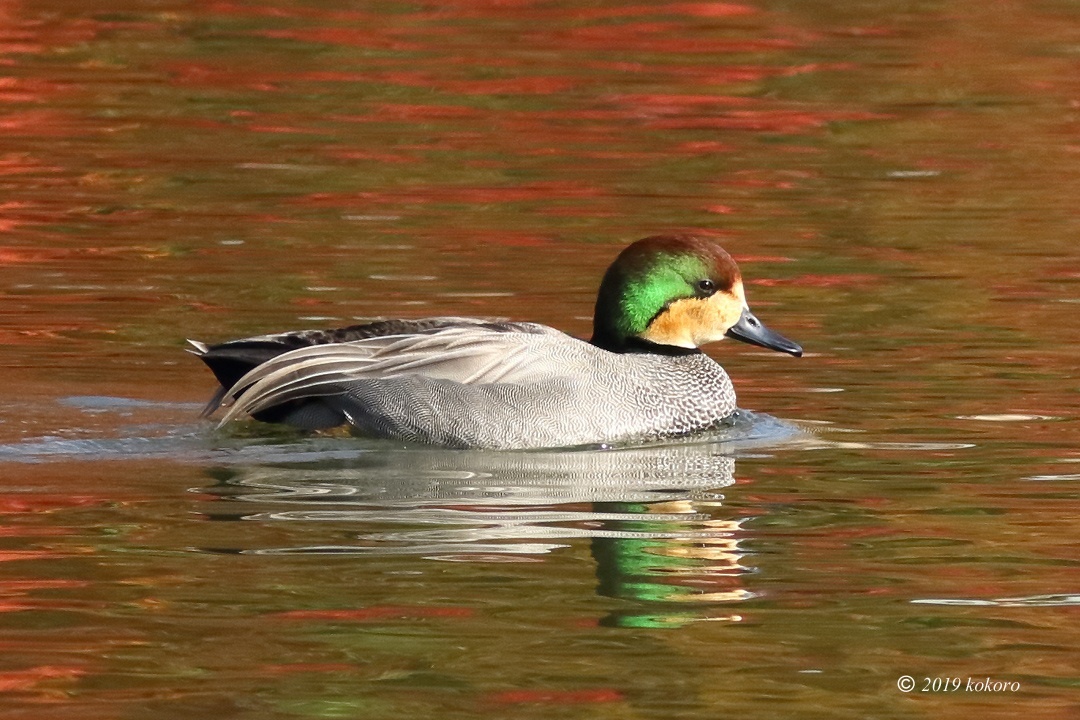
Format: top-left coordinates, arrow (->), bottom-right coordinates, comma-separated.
190,234 -> 802,450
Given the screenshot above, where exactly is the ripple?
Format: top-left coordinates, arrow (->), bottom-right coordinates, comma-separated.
912,593 -> 1080,607
0,407 -> 805,464
236,542 -> 568,557
59,396 -> 204,411
956,414 -> 1060,422
887,169 -> 942,178
368,274 -> 437,281
807,440 -> 976,451
1023,473 -> 1080,482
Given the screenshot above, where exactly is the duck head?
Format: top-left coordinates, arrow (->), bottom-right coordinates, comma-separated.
590,234 -> 803,357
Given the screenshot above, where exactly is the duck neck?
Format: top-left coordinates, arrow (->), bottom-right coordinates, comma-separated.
589,330 -> 700,356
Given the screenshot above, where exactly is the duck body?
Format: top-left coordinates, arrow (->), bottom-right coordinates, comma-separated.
193,235 -> 802,450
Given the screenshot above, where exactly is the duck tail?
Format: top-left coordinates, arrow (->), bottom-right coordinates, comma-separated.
186,339 -> 209,356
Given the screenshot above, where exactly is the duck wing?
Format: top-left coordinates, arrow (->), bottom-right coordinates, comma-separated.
190,317 -> 542,390
211,322 -> 574,427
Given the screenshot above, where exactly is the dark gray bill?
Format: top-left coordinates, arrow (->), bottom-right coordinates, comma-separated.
725,308 -> 803,357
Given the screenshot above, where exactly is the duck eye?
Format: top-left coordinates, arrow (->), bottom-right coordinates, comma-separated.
696,279 -> 716,295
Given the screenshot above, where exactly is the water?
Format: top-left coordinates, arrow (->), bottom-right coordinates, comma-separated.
1,0 -> 1078,717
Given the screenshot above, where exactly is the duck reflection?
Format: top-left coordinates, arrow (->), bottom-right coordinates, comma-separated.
590,498 -> 749,628
198,416 -> 798,625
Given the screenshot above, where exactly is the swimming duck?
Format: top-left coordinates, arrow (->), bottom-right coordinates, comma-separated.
191,234 -> 802,449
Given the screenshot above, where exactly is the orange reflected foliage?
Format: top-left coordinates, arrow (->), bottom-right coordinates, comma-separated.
0,665 -> 85,693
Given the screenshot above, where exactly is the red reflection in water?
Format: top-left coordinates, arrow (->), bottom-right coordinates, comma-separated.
341,103 -> 483,122
0,110 -> 84,136
298,181 -> 605,209
256,27 -> 424,52
0,156 -> 60,177
204,2 -> 374,21
572,3 -> 756,19
0,579 -> 86,591
611,94 -> 756,112
0,495 -> 107,513
0,665 -> 85,693
0,77 -> 69,103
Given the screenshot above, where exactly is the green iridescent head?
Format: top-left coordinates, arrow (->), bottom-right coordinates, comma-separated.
590,234 -> 802,357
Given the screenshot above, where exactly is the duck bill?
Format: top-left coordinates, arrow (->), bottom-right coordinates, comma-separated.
725,308 -> 803,357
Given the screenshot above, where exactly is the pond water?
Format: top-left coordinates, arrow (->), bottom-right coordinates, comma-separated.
0,0 -> 1077,717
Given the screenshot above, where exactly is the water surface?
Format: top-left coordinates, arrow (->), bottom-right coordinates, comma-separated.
0,0 -> 1077,717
